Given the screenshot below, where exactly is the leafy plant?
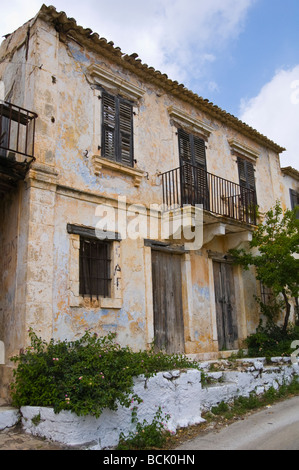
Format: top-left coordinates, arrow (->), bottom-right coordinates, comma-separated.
11,329 -> 199,418
230,202 -> 299,333
245,321 -> 299,359
117,405 -> 172,450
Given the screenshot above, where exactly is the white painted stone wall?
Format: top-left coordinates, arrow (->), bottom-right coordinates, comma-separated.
19,359 -> 299,449
21,369 -> 204,449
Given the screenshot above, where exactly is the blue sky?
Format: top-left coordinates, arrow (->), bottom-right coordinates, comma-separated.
0,0 -> 298,169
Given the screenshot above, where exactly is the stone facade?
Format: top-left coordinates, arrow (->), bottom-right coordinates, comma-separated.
0,5 -> 297,400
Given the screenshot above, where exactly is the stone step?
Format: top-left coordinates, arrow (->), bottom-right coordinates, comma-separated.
0,407 -> 20,430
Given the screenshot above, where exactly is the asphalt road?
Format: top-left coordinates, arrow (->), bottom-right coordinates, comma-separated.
176,396 -> 299,450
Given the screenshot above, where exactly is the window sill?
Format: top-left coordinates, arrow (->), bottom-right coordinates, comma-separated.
92,155 -> 144,187
70,295 -> 122,310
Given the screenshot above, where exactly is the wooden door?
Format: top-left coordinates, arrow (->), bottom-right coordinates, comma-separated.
151,250 -> 185,354
213,261 -> 238,350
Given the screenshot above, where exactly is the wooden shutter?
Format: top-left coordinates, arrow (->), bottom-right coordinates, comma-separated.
194,136 -> 209,209
178,129 -> 194,204
119,99 -> 133,166
237,157 -> 257,219
102,92 -> 133,167
237,157 -> 255,191
102,92 -> 116,160
178,129 -> 208,207
178,129 -> 192,162
193,136 -> 206,169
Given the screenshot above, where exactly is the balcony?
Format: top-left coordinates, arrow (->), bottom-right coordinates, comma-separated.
161,162 -> 257,227
0,101 -> 38,194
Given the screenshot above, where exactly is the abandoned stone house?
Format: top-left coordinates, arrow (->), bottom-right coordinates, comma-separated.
0,5 -> 298,399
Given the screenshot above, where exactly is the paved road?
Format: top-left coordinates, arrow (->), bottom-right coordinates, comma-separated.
176,396 -> 299,450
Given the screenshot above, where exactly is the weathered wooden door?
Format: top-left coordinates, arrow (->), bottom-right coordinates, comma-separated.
151,250 -> 185,354
213,261 -> 238,350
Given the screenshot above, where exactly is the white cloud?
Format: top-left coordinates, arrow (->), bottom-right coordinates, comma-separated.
0,0 -> 255,87
239,65 -> 299,170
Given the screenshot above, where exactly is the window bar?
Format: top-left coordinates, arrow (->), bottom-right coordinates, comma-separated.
7,103 -> 12,151
31,115 -> 36,158
168,170 -> 172,208
16,105 -> 21,154
24,110 -> 30,157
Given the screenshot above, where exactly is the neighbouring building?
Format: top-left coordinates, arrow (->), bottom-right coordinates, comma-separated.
0,5 -> 297,400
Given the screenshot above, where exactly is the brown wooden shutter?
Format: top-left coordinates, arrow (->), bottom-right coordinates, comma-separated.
178,129 -> 192,163
178,129 -> 208,207
193,136 -> 206,170
102,92 -> 116,160
119,99 -> 133,166
102,92 -> 133,166
178,129 -> 194,204
237,157 -> 255,191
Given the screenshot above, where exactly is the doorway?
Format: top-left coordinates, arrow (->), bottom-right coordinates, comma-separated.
151,249 -> 185,354
213,261 -> 238,350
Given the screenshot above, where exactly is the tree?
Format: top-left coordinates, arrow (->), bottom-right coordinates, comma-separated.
230,202 -> 299,333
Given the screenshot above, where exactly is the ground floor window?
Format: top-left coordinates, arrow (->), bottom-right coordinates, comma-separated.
79,237 -> 112,299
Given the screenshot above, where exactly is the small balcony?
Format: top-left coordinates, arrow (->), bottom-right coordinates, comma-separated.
161,162 -> 257,226
0,101 -> 38,194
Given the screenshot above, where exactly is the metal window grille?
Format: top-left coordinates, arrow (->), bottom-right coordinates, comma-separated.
79,237 -> 112,299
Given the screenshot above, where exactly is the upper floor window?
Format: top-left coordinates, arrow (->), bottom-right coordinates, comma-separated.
237,157 -> 256,193
102,91 -> 134,167
178,128 -> 209,208
178,128 -> 207,170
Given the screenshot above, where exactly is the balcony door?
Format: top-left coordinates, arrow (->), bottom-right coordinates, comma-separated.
178,129 -> 209,209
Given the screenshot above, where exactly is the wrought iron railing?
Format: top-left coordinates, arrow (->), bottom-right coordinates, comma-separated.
161,162 -> 257,225
0,100 -> 38,162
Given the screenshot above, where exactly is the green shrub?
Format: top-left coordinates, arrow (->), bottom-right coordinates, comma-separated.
11,329 -> 199,418
117,405 -> 172,450
245,321 -> 299,359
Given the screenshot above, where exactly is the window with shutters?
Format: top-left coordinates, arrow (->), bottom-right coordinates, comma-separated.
237,157 -> 257,207
79,237 -> 112,299
237,157 -> 256,192
102,91 -> 134,167
178,128 -> 209,209
178,128 -> 207,169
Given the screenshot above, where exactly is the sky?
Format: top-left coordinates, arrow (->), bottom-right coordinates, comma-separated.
0,0 -> 298,169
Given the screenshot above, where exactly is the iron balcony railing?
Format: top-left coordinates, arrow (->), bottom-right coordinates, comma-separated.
161,162 -> 257,225
0,100 -> 38,162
